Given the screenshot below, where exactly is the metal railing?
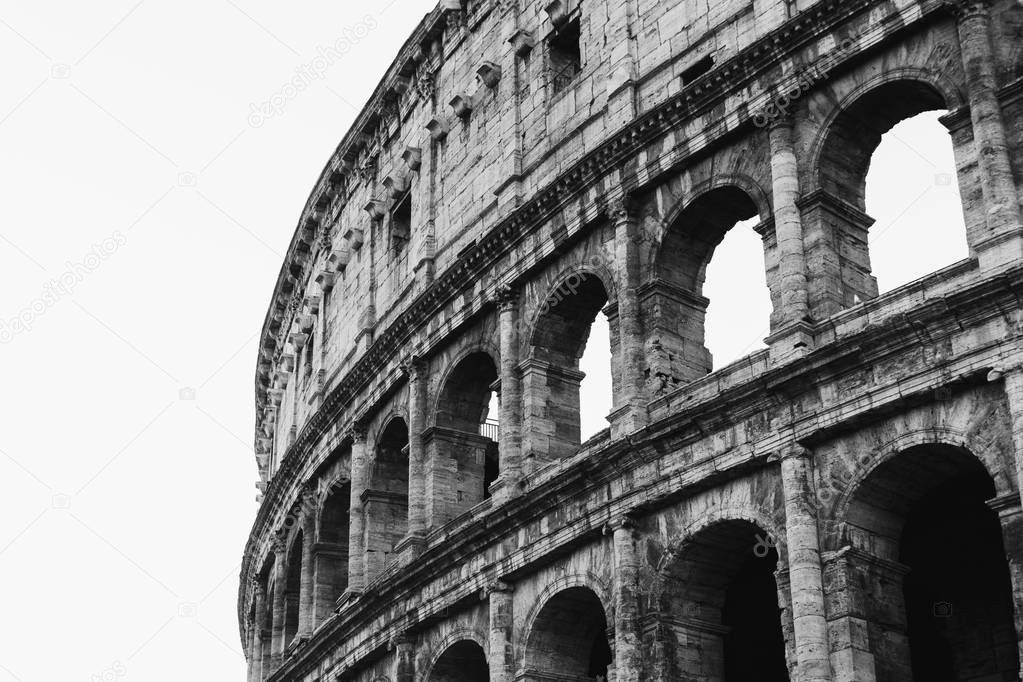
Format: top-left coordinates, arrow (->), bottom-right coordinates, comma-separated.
479,419 -> 499,442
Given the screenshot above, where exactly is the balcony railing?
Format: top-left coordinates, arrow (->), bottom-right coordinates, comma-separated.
479,419 -> 499,442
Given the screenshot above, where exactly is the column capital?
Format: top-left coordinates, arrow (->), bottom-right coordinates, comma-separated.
778,444 -> 813,462
272,528 -> 289,555
400,354 -> 429,380
943,0 -> 991,20
481,579 -> 514,599
604,512 -> 639,535
496,284 -> 519,311
389,632 -> 416,650
346,420 -> 369,443
605,194 -> 634,224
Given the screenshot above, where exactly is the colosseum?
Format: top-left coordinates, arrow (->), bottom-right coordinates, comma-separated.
238,0 -> 1023,679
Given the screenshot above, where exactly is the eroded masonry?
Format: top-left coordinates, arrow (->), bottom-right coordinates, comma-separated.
239,0 -> 1023,679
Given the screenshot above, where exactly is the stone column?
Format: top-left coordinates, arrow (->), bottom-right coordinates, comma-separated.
767,117 -> 813,361
988,493 -> 1023,679
298,492 -> 316,640
487,581 -> 515,682
346,424 -> 369,595
609,515 -> 643,682
270,535 -> 288,669
954,0 -> 1022,269
1003,368 -> 1023,504
497,286 -> 522,498
609,197 -> 647,437
404,357 -> 428,543
780,447 -> 831,682
249,580 -> 266,682
394,635 -> 416,682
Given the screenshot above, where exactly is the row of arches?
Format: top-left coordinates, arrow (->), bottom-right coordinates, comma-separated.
252,437 -> 1022,681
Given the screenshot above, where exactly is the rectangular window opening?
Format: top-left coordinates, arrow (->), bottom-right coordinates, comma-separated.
390,191 -> 412,247
549,17 -> 582,94
681,55 -> 715,86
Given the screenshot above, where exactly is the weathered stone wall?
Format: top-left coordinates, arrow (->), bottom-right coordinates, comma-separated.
241,0 -> 1023,680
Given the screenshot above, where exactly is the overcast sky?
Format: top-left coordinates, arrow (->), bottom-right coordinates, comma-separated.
0,2 -> 965,681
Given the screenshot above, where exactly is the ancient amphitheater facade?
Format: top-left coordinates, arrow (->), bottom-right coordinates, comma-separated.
239,0 -> 1023,679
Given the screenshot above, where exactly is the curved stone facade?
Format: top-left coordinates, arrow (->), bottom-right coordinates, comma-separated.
241,0 -> 1023,680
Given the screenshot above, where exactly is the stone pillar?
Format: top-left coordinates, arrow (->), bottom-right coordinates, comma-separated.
780,448 -> 832,682
954,0 -> 1023,269
298,494 -> 316,640
497,286 -> 523,498
610,515 -> 642,682
609,197 -> 648,438
404,357 -> 428,543
394,634 -> 416,682
270,536 -> 288,669
346,424 -> 368,596
249,580 -> 266,682
487,581 -> 515,682
767,117 -> 813,361
1004,368 -> 1023,504
988,493 -> 1023,679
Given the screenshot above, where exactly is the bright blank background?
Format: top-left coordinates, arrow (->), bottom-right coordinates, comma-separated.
0,2 -> 965,680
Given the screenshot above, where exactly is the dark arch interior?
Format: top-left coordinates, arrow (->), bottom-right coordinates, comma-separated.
316,481 -> 351,614
849,445 -> 1018,681
429,640 -> 490,682
371,418 -> 409,494
819,80 -> 947,212
525,586 -> 613,677
284,531 -> 303,647
661,520 -> 788,681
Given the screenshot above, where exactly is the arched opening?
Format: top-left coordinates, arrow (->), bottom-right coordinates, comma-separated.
313,480 -> 350,625
649,186 -> 771,389
526,273 -> 611,461
429,639 -> 489,682
364,418 -> 408,576
524,586 -> 612,679
283,530 -> 303,648
811,79 -> 969,317
578,309 -> 613,441
261,575 -> 274,670
433,351 -> 500,514
842,444 -> 1019,681
657,520 -> 788,681
865,111 -> 969,293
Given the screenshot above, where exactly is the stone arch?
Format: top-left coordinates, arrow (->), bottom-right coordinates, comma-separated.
283,528 -> 304,647
803,70 -> 968,317
520,578 -> 613,680
829,426 -> 1017,544
522,268 -> 614,462
809,69 -> 965,209
313,476 -> 351,626
422,629 -> 489,682
652,516 -> 790,681
826,436 -> 1021,681
646,182 -> 773,387
365,416 -> 409,576
429,347 -> 501,518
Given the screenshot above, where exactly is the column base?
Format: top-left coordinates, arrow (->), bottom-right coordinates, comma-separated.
766,320 -> 814,365
977,229 -> 1023,272
393,533 -> 427,564
608,399 -> 648,440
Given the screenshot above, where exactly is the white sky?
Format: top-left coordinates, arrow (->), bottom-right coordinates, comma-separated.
0,2 -> 965,680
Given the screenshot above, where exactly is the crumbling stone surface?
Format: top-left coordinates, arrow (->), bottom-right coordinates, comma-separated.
240,1 -> 1023,680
